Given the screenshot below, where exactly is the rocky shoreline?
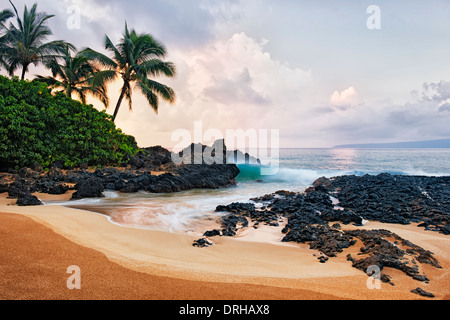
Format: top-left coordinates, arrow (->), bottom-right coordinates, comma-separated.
194,173 -> 449,298
0,144 -> 241,205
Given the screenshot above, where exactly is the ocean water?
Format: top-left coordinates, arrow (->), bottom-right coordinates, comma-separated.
49,148 -> 450,234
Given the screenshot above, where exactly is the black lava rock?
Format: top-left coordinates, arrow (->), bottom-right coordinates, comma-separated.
192,238 -> 213,248
203,229 -> 221,237
327,174 -> 450,235
7,179 -> 30,199
16,195 -> 43,206
72,178 -> 105,199
411,287 -> 435,298
47,183 -> 69,195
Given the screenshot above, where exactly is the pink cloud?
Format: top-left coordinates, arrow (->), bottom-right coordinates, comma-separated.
330,86 -> 358,110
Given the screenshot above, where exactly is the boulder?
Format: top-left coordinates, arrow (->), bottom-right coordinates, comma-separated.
46,167 -> 65,181
312,176 -> 332,189
49,160 -> 65,169
47,183 -> 69,195
128,146 -> 173,169
18,167 -> 39,179
29,162 -> 43,172
16,195 -> 43,206
0,182 -> 9,193
71,178 -> 104,199
7,179 -> 30,199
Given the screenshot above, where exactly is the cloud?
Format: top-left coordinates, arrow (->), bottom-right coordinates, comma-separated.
19,0 -> 218,51
112,32 -> 313,148
330,86 -> 358,110
318,81 -> 450,145
104,28 -> 450,148
422,80 -> 450,101
203,68 -> 271,105
439,102 -> 450,112
78,0 -> 216,48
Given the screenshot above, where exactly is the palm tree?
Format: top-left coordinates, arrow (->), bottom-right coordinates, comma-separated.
82,23 -> 176,122
35,45 -> 109,107
0,8 -> 14,71
2,1 -> 73,80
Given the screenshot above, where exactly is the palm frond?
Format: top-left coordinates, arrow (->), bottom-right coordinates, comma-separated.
8,1 -> 22,31
135,59 -> 176,78
139,77 -> 176,105
34,74 -> 62,87
89,69 -> 118,88
80,48 -> 117,69
134,34 -> 167,62
89,82 -> 109,108
38,40 -> 73,57
135,79 -> 159,114
105,35 -> 125,66
0,9 -> 14,31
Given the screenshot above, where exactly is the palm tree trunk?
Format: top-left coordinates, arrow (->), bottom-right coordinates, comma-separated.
112,85 -> 127,122
21,65 -> 27,80
67,84 -> 72,99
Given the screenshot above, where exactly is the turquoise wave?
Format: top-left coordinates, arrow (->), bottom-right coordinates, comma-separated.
235,163 -> 446,186
236,164 -> 263,181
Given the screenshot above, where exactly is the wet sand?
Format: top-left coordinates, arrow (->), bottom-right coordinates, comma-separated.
0,193 -> 449,300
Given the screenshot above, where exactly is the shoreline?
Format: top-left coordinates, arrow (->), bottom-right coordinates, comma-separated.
1,190 -> 449,300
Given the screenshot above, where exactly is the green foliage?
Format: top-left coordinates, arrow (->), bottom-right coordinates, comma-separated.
0,75 -> 138,170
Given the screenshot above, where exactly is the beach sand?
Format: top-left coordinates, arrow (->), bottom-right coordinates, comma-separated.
0,193 -> 449,300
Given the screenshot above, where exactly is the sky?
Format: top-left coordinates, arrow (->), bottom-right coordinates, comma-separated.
2,0 -> 450,148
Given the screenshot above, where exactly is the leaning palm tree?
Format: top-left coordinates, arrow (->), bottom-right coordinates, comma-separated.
82,23 -> 176,122
0,8 -> 14,71
2,1 -> 72,80
35,45 -> 109,107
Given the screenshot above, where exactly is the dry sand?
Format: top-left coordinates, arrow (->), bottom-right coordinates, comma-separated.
0,193 -> 449,300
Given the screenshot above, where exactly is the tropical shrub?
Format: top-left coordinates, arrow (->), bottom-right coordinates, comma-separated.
0,75 -> 138,170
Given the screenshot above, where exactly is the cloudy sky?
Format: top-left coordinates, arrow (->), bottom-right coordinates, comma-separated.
3,0 -> 450,148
